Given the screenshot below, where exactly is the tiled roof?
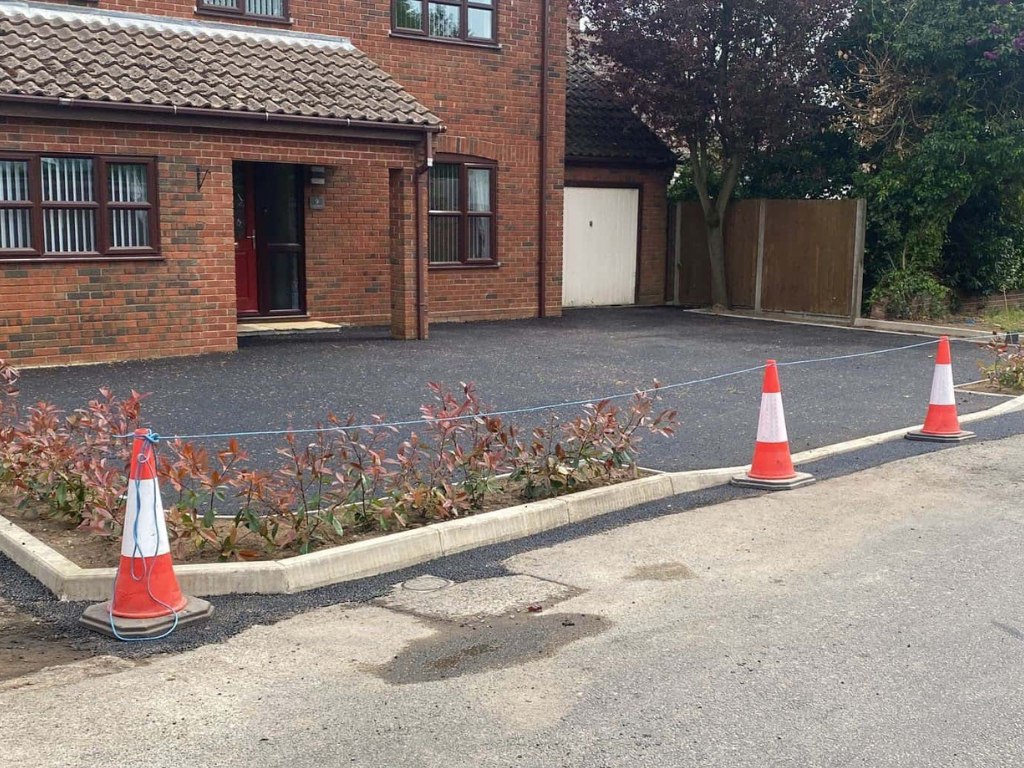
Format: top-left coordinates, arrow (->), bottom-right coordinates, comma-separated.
566,62 -> 676,165
0,1 -> 441,128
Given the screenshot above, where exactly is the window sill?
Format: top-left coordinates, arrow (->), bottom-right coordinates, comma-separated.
194,7 -> 294,26
429,261 -> 501,271
389,31 -> 502,51
0,254 -> 164,264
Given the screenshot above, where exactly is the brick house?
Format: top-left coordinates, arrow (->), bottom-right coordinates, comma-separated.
0,0 -> 673,367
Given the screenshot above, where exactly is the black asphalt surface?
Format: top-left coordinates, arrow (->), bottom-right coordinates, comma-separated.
10,307 -> 1005,472
1,408 -> 1022,660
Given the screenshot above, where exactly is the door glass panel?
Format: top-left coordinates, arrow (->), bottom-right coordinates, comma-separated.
265,252 -> 301,312
257,164 -> 300,244
233,170 -> 247,243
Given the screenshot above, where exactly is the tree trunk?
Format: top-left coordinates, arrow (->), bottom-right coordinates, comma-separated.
706,217 -> 729,311
690,150 -> 742,312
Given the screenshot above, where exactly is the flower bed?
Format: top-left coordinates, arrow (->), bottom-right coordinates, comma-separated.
0,359 -> 676,563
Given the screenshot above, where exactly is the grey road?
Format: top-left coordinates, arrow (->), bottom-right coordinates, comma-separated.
10,307 -> 1004,471
3,431 -> 1024,767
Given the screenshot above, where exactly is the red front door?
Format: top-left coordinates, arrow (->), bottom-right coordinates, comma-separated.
233,164 -> 259,315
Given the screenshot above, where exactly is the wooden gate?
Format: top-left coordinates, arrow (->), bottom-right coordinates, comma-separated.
674,199 -> 866,320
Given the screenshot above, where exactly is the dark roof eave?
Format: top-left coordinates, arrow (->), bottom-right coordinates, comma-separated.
565,154 -> 677,169
0,93 -> 445,140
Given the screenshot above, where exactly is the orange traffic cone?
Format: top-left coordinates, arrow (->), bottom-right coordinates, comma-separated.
81,429 -> 212,640
731,360 -> 814,490
906,337 -> 975,443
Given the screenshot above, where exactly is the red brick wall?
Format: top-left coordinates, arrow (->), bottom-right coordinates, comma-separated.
564,164 -> 672,305
34,0 -> 569,326
0,118 -> 420,366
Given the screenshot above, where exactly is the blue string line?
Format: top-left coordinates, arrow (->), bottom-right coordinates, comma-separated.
112,329 -> 1016,443
108,431 -> 180,642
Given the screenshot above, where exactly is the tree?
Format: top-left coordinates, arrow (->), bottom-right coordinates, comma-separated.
574,0 -> 850,308
842,0 -> 1024,315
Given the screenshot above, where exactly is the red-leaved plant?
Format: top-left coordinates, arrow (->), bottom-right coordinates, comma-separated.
0,356 -> 678,560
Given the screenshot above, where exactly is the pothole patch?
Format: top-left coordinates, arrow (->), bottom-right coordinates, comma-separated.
378,575 -> 576,621
401,575 -> 454,592
374,612 -> 609,684
627,562 -> 698,581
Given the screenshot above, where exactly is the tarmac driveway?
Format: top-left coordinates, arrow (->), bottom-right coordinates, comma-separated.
12,307 -> 1003,472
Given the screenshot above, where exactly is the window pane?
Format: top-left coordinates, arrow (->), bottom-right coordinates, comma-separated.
468,217 -> 491,260
201,0 -> 239,7
0,161 -> 29,202
428,2 -> 460,37
245,0 -> 284,16
429,164 -> 460,211
0,208 -> 31,250
395,0 -> 422,29
429,216 -> 460,263
110,209 -> 150,249
467,8 -> 493,38
108,163 -> 149,204
44,208 -> 96,253
467,168 -> 491,212
41,157 -> 94,203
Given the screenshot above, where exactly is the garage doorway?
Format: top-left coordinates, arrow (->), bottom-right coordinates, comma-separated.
562,185 -> 641,307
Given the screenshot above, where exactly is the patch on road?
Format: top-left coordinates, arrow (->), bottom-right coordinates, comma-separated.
627,562 -> 698,582
0,599 -> 96,684
377,574 -> 577,621
374,612 -> 608,684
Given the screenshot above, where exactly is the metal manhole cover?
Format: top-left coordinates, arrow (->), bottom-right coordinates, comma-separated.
401,575 -> 454,593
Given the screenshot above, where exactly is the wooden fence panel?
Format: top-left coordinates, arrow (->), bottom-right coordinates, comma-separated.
760,200 -> 860,317
674,198 -> 865,319
676,200 -> 759,308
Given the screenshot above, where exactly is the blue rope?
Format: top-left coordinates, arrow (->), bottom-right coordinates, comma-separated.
108,431 -> 180,642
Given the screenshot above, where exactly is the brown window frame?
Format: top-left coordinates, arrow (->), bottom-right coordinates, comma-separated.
195,0 -> 290,23
0,152 -> 160,262
392,0 -> 498,45
428,160 -> 497,268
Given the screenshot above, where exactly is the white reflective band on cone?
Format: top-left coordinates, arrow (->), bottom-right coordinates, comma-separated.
756,392 -> 789,443
929,363 -> 956,406
121,478 -> 170,558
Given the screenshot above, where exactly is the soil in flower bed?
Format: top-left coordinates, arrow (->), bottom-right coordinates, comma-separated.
1,470 -> 647,569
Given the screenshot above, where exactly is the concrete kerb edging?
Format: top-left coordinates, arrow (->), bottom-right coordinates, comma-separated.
685,307 -> 1009,341
1,394 -> 1022,602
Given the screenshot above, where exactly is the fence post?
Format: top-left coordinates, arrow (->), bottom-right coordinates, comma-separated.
753,199 -> 767,313
850,198 -> 867,325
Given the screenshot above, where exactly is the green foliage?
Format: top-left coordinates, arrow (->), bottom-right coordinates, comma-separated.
868,267 -> 950,320
846,0 -> 1024,309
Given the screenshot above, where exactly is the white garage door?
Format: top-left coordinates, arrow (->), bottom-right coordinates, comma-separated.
562,186 -> 640,307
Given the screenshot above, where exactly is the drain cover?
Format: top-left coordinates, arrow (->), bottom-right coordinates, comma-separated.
401,575 -> 454,593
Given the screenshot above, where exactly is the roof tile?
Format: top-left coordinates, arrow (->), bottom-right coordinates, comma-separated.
566,62 -> 676,166
0,1 -> 441,128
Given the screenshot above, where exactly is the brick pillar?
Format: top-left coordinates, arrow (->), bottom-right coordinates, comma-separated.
389,167 -> 424,340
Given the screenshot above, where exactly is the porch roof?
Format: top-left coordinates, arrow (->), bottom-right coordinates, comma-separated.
0,1 -> 442,133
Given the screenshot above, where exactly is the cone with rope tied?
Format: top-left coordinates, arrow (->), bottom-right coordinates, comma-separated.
905,336 -> 975,443
731,359 -> 814,491
81,429 -> 212,640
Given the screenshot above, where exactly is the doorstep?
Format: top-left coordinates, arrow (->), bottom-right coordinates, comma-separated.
237,320 -> 342,337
